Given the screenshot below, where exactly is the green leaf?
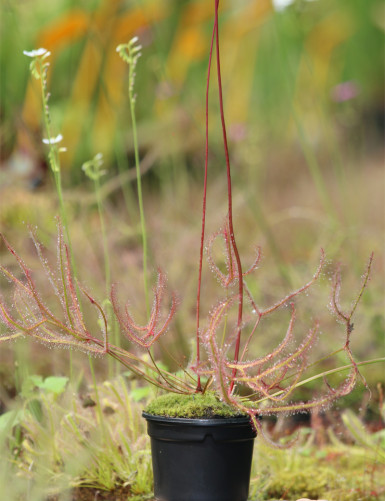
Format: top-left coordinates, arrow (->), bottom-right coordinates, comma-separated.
373,429 -> 385,450
37,376 -> 69,395
0,410 -> 22,433
20,375 -> 43,398
131,386 -> 151,402
28,399 -> 43,422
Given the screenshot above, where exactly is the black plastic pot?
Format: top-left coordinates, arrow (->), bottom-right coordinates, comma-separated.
142,412 -> 256,501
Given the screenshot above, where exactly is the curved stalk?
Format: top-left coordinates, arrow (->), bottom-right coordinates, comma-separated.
213,0 -> 244,392
196,8 -> 218,393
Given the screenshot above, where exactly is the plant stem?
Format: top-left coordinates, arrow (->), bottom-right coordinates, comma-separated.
196,8 -> 218,393
114,130 -> 137,218
129,76 -> 149,317
37,59 -> 71,249
252,357 -> 385,405
89,354 -> 107,443
94,176 -> 111,293
214,0 -> 244,391
92,173 -> 117,377
38,57 -> 76,380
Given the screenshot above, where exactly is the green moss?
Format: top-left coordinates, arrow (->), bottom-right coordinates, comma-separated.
249,439 -> 385,501
265,466 -> 332,499
144,392 -> 245,419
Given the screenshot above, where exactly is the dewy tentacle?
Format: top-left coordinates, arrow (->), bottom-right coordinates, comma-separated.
111,269 -> 177,349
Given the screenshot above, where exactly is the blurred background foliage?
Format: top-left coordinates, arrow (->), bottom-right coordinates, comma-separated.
0,4 -> 384,497
0,0 -> 384,399
1,0 -> 383,181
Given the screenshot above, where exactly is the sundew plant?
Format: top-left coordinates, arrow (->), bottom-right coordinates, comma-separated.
0,0 -> 375,439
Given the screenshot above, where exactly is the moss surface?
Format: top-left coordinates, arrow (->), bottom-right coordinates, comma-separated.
144,391 -> 246,419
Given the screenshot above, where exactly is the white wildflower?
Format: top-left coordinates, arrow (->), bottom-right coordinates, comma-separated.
23,48 -> 51,58
42,134 -> 63,145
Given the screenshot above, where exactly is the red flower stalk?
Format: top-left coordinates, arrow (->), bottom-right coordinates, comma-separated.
196,0 -> 245,393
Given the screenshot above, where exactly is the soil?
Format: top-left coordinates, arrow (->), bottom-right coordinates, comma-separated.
47,489 -> 318,501
47,486 -> 151,501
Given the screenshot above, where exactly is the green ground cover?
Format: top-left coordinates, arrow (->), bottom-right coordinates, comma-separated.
0,375 -> 384,500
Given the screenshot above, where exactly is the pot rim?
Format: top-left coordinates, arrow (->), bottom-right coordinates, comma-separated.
142,411 -> 253,426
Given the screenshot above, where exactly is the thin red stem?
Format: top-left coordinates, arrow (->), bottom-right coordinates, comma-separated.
196,8 -> 218,393
214,0 -> 244,391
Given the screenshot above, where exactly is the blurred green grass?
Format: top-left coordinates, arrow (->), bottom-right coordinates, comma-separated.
1,0 -> 383,174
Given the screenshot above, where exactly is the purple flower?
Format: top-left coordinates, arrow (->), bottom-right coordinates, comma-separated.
331,81 -> 360,102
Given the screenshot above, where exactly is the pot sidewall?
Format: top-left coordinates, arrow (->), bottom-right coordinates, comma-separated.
143,412 -> 256,501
